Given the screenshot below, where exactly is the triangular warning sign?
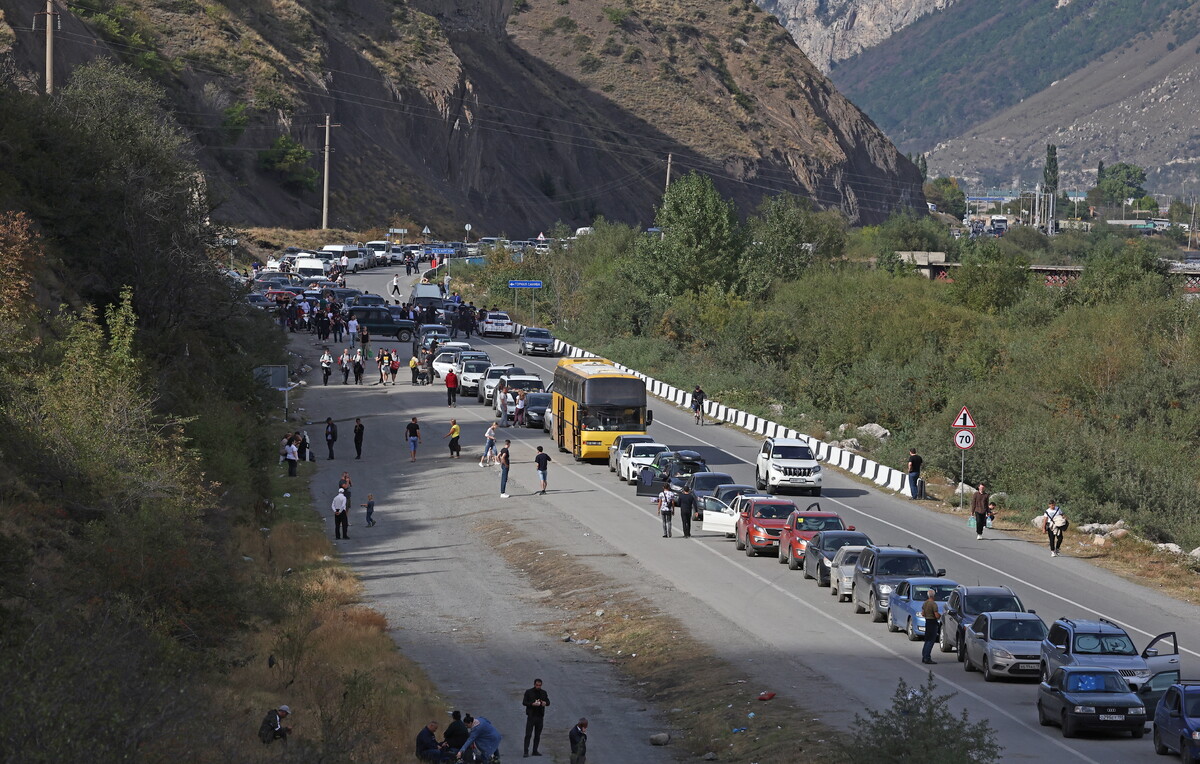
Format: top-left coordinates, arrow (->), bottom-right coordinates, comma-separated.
952,406 -> 977,428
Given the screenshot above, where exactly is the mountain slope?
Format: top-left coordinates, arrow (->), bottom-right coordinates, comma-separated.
0,0 -> 923,231
830,0 -> 1199,156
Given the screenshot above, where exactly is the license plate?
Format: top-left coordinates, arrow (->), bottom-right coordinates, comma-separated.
1017,663 -> 1039,670
1098,715 -> 1124,721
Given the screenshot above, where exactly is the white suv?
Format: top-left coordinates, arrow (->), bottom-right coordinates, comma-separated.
754,437 -> 822,496
478,364 -> 524,404
481,311 -> 515,337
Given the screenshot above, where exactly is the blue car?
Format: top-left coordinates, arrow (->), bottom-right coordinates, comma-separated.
1153,679 -> 1200,761
886,577 -> 958,641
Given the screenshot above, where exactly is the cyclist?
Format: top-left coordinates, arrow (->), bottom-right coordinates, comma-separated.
691,385 -> 707,425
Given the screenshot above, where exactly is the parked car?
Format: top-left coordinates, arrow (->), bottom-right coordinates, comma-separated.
517,327 -> 557,355
701,488 -> 767,538
734,497 -> 798,557
778,510 -> 854,569
682,471 -> 735,500
754,437 -> 822,496
800,529 -> 872,582
940,585 -> 1026,659
639,450 -> 708,494
1037,666 -> 1148,738
245,293 -> 270,309
852,545 -> 945,623
619,441 -> 669,484
430,346 -> 476,378
522,392 -> 552,429
1151,677 -> 1200,760
492,375 -> 546,420
961,611 -> 1049,680
481,311 -> 516,337
479,364 -> 526,404
345,293 -> 387,308
454,359 -> 492,395
1041,618 -> 1179,690
885,577 -> 958,640
344,306 -> 416,342
609,434 -> 655,473
830,545 -> 867,602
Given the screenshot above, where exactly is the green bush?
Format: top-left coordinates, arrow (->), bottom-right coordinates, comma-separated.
258,134 -> 319,192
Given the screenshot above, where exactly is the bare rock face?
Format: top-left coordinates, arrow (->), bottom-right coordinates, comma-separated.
757,0 -> 958,72
411,0 -> 512,38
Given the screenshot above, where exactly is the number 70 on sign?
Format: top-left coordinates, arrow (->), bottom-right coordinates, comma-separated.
954,429 -> 976,450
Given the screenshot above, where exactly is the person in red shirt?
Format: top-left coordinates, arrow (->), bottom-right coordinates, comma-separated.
444,369 -> 459,407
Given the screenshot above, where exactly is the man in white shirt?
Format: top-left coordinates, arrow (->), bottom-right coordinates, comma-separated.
340,254 -> 349,270
657,487 -> 675,538
332,488 -> 348,539
347,317 -> 359,339
390,275 -> 400,297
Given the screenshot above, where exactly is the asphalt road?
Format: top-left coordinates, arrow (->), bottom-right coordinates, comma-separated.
309,264 -> 1200,763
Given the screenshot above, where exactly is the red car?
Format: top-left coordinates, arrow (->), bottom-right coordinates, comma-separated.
777,510 -> 854,568
734,497 -> 798,557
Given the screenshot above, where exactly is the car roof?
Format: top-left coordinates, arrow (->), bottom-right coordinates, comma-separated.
1061,666 -> 1123,675
766,437 -> 809,447
986,611 -> 1042,621
1054,618 -> 1129,634
713,483 -> 754,491
505,375 -> 542,382
790,510 -> 842,518
870,545 -> 929,557
819,529 -> 869,537
900,577 -> 954,586
956,585 -> 1017,596
748,497 -> 796,505
674,450 -> 704,459
633,442 -> 668,449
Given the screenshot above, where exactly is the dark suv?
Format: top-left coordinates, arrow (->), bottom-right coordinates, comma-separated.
852,545 -> 945,623
1041,617 -> 1179,690
345,306 -> 415,341
939,585 -> 1026,659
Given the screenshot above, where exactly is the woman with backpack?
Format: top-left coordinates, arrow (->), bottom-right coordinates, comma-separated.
1044,499 -> 1067,557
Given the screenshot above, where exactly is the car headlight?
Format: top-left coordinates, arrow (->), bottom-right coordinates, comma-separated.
1073,706 -> 1096,714
752,524 -> 766,533
1130,707 -> 1145,716
992,648 -> 1014,660
822,557 -> 831,567
1189,730 -> 1200,741
877,584 -> 893,594
812,465 -> 822,474
1133,669 -> 1150,678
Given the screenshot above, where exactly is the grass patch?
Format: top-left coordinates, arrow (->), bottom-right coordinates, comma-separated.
478,521 -> 848,762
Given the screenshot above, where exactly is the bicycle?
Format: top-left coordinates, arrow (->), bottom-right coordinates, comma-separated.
693,405 -> 703,426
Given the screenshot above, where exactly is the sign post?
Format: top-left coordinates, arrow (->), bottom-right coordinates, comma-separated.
951,407 -> 977,512
508,280 -> 542,322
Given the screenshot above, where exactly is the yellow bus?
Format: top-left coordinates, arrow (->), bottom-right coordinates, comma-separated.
551,358 -> 652,459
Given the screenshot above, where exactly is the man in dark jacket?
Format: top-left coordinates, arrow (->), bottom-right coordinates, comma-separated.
569,718 -> 588,764
258,705 -> 291,745
677,485 -> 697,538
416,720 -> 451,762
325,417 -> 338,460
522,678 -> 549,757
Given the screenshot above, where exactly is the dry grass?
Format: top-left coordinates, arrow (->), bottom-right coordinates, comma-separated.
479,521 -> 848,763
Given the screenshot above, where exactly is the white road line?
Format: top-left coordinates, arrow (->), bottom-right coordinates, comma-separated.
473,335 -> 1197,656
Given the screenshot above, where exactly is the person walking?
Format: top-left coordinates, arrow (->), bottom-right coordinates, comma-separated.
285,437 -> 299,477
499,439 -> 511,498
445,419 -> 461,458
346,316 -> 359,342
353,418 -> 365,459
406,417 -> 422,462
657,485 -> 675,538
258,704 -> 292,745
534,446 -> 550,495
325,417 -> 338,460
360,493 -> 376,527
352,351 -> 365,385
906,448 -> 923,499
568,719 -> 588,764
920,588 -> 940,664
676,485 -> 696,538
1044,499 -> 1067,557
332,488 -> 349,540
480,422 -> 498,467
320,348 -> 333,386
522,678 -> 550,757
445,368 -> 459,407
971,483 -> 990,539
390,274 -> 401,298
339,348 -> 351,384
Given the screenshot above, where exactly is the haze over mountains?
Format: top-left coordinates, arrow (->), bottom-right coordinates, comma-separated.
762,0 -> 1200,194
0,0 -> 923,232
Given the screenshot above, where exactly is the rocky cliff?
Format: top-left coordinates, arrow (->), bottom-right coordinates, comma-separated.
757,0 -> 956,73
0,0 -> 923,232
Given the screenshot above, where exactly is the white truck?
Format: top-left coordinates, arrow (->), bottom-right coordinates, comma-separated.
989,215 -> 1009,234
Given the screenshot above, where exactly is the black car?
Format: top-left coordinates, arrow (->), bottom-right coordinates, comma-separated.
940,585 -> 1026,659
683,471 -> 735,499
345,306 -> 416,342
1038,667 -> 1148,738
345,293 -> 388,308
800,530 -> 873,582
852,545 -> 945,623
522,392 -> 552,428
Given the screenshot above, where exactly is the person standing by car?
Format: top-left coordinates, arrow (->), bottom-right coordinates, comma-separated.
514,390 -> 527,427
521,678 -> 549,757
1044,499 -> 1067,557
534,446 -> 551,495
499,440 -> 512,498
406,417 -> 422,462
324,417 -> 338,460
444,368 -> 459,407
657,486 -> 675,538
971,483 -> 989,539
676,485 -> 696,538
906,448 -> 923,499
920,588 -> 940,664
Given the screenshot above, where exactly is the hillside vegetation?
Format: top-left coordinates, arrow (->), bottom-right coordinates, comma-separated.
467,175 -> 1200,554
833,0 -> 1198,153
0,62 -> 441,761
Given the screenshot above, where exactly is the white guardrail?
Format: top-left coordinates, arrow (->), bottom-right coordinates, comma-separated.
510,322 -> 908,494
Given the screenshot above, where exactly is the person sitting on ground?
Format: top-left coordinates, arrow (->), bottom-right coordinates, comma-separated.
444,710 -> 469,751
416,720 -> 453,762
258,704 -> 291,745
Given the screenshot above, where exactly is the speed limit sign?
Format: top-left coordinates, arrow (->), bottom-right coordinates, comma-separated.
954,429 -> 976,450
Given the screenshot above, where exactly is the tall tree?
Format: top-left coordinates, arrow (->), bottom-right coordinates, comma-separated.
638,172 -> 744,295
740,195 -> 846,296
1096,159 -> 1106,183
1043,145 -> 1059,195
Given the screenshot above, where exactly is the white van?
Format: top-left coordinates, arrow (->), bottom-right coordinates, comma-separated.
321,244 -> 368,272
409,283 -> 443,310
294,256 -> 330,282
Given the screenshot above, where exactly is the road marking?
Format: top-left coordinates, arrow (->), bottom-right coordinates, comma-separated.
471,331 -> 1198,658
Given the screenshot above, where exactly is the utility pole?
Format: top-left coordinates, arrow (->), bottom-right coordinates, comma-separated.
664,152 -> 673,195
320,114 -> 340,230
35,0 -> 58,95
1189,198 -> 1197,252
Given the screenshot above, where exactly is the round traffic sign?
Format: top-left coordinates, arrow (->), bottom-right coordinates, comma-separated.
954,429 -> 976,450
464,223 -> 472,232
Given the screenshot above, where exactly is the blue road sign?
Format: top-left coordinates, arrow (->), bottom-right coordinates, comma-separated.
508,280 -> 543,288
428,247 -> 455,255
